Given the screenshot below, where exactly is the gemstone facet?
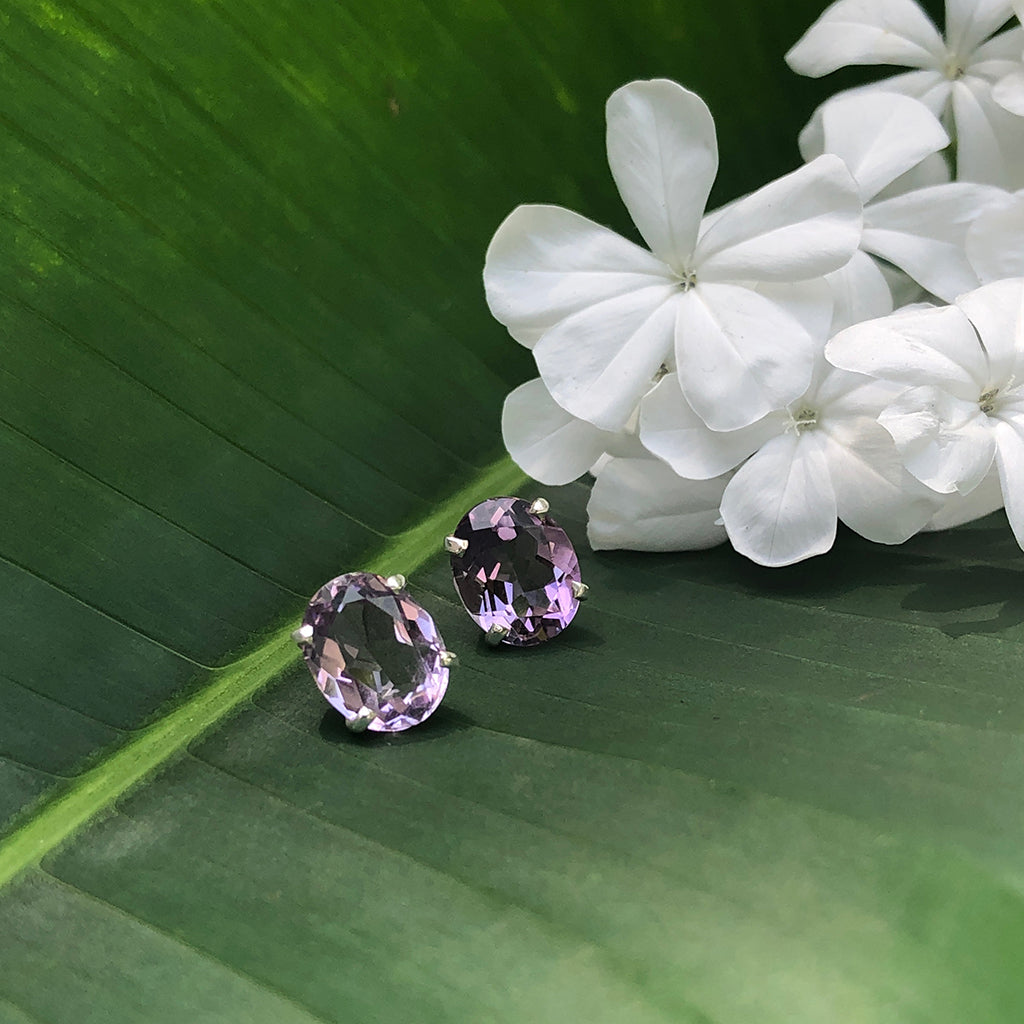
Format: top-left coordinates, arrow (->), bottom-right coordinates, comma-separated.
298,572 -> 449,732
449,496 -> 581,646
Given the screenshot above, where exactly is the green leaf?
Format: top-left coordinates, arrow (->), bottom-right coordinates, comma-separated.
5,0 -> 1021,1020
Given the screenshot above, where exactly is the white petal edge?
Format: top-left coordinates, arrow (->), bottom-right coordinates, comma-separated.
638,373 -> 784,479
720,431 -> 838,567
992,68 -> 1024,114
586,456 -> 729,552
534,285 -> 679,432
878,385 -> 997,494
826,303 -> 987,399
820,417 -> 940,542
965,193 -> 1024,283
922,467 -> 1004,529
694,155 -> 862,284
675,284 -> 816,432
825,250 -> 894,334
952,76 -> 1024,189
484,204 -> 673,345
955,278 -> 1024,386
862,182 -> 1005,302
946,0 -> 1016,57
501,378 -> 616,485
818,91 -> 949,201
992,415 -> 1024,549
605,79 -> 718,271
785,0 -> 947,76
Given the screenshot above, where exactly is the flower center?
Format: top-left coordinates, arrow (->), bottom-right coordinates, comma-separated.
789,407 -> 819,433
979,387 -> 1000,414
677,269 -> 698,292
943,54 -> 966,80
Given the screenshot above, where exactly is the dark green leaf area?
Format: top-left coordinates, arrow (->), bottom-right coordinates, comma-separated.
1,483 -> 1021,1021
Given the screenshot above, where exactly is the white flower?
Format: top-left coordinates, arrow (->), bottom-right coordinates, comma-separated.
639,356 -> 940,567
802,91 -> 1006,304
484,79 -> 862,434
586,456 -> 729,552
787,0 -> 1024,187
826,280 -> 1024,546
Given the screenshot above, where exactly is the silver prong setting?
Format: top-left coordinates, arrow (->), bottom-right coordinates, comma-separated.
291,624 -> 314,646
444,535 -> 469,555
439,649 -> 458,668
485,623 -> 511,646
345,707 -> 377,733
570,581 -> 590,601
384,573 -> 407,592
528,497 -> 550,517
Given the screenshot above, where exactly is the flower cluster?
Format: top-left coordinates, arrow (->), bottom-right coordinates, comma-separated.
485,0 -> 1024,566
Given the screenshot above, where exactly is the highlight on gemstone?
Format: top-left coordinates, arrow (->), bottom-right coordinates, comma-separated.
297,572 -> 449,732
449,496 -> 582,646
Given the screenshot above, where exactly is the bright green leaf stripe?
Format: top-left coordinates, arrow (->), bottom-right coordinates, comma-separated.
0,456 -> 526,889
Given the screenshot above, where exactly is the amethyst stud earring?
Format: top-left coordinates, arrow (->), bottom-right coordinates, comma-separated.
444,496 -> 588,647
292,572 -> 455,733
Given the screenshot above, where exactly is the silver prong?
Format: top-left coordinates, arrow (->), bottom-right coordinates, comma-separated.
291,624 -> 313,646
384,573 -> 407,591
570,581 -> 590,601
528,497 -> 550,517
345,707 -> 376,733
439,649 -> 459,668
444,535 -> 469,555
485,623 -> 511,646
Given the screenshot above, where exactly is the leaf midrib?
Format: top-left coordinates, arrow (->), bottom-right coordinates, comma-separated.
0,455 -> 526,889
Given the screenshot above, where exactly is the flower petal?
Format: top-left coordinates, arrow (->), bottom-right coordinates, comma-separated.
992,67 -> 1024,114
798,76 -> 952,163
483,204 -> 673,347
675,284 -> 816,431
720,431 -> 838,567
946,0 -> 1016,56
955,278 -> 1024,385
826,303 -> 988,398
972,24 -> 1024,62
952,76 -> 1024,188
501,378 -> 616,485
605,80 -> 717,270
825,249 -> 894,333
862,182 -> 1004,301
534,285 -> 678,431
818,92 -> 949,201
879,385 -> 996,493
694,155 -> 862,283
755,277 -> 836,341
586,456 -> 729,552
965,192 -> 1024,282
638,373 -> 784,479
820,417 -> 939,542
922,467 -> 1003,529
785,0 -> 947,77
876,151 -> 952,198
991,415 -> 1024,547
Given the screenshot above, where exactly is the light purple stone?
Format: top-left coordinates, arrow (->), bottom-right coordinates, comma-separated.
450,496 -> 581,646
298,572 -> 449,732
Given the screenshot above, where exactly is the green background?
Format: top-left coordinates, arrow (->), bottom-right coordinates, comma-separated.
5,0 -> 1024,1021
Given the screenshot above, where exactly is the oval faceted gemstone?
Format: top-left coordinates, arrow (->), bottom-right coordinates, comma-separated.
298,572 -> 449,732
450,496 -> 581,646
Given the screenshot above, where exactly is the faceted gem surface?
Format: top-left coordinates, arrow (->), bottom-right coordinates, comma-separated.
298,572 -> 449,732
450,496 -> 581,646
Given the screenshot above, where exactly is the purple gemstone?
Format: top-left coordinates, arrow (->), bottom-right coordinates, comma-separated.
450,496 -> 581,646
298,572 -> 449,732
